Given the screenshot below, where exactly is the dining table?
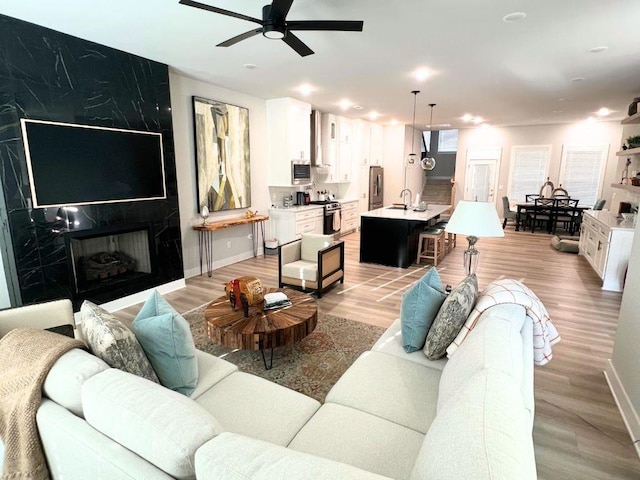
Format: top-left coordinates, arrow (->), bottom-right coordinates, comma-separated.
515,199 -> 590,233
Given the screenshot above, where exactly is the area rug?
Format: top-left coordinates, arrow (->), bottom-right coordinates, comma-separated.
183,304 -> 385,402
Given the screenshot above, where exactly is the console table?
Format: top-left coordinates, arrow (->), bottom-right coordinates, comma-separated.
192,214 -> 269,277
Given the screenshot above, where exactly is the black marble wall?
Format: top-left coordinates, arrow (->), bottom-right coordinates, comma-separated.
0,14 -> 183,309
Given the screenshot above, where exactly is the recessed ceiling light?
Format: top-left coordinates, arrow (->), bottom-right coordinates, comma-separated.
296,83 -> 314,96
597,107 -> 611,116
413,67 -> 432,82
242,63 -> 257,69
462,113 -> 473,122
368,111 -> 380,120
589,46 -> 608,53
502,12 -> 527,23
473,116 -> 484,124
571,77 -> 585,83
339,99 -> 352,110
389,119 -> 398,125
352,104 -> 364,110
430,123 -> 452,128
558,97 -> 571,102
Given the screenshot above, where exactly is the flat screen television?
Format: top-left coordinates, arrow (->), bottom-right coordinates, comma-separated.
20,119 -> 167,208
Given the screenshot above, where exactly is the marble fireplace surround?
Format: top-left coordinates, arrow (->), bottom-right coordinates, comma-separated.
0,14 -> 184,310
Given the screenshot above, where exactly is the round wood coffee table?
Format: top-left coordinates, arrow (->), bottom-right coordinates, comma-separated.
204,287 -> 317,369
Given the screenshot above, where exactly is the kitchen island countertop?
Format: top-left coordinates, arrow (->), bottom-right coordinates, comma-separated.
361,204 -> 451,221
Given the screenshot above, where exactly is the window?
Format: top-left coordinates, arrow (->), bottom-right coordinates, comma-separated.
559,145 -> 608,206
508,146 -> 551,202
437,129 -> 458,152
422,131 -> 431,154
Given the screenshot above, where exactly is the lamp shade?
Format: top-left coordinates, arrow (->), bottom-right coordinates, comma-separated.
445,201 -> 505,238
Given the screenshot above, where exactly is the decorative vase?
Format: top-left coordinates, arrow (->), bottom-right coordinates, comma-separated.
628,97 -> 640,116
200,205 -> 209,225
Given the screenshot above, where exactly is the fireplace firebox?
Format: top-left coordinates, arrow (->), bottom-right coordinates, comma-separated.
65,224 -> 157,302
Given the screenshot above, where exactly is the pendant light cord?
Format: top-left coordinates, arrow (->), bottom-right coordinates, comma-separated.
410,91 -> 419,161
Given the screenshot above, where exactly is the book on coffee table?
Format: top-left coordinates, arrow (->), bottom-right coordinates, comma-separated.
263,292 -> 292,310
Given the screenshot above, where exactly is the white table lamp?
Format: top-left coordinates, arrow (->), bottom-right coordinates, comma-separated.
445,201 -> 505,275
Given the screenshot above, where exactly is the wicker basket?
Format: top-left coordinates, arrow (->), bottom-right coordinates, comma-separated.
631,178 -> 640,187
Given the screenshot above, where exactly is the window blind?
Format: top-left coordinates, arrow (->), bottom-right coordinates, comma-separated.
509,146 -> 550,202
559,146 -> 607,206
438,129 -> 459,152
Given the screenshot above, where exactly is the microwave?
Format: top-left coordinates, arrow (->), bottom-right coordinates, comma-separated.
291,160 -> 311,185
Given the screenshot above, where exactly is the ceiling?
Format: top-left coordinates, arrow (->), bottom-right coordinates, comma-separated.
2,0 -> 640,129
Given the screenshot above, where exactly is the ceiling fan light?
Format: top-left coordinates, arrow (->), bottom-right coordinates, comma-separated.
263,25 -> 285,39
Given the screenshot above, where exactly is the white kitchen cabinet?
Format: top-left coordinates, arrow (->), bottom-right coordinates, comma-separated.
579,211 -> 634,291
267,98 -> 311,186
321,113 -> 337,168
268,206 -> 323,245
341,200 -> 359,235
370,123 -> 383,166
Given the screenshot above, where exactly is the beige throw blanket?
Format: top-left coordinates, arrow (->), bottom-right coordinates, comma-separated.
0,328 -> 84,480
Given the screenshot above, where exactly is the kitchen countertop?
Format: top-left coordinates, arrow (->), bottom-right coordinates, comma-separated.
269,205 -> 323,212
585,210 -> 637,231
361,204 -> 451,221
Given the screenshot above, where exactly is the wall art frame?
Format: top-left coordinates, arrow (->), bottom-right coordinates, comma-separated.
193,96 -> 251,212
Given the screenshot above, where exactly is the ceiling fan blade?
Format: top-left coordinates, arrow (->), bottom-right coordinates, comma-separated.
287,20 -> 364,31
217,28 -> 263,47
282,32 -> 314,57
179,0 -> 263,25
269,0 -> 294,21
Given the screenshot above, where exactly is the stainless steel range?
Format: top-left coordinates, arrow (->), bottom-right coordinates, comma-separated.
309,201 -> 341,237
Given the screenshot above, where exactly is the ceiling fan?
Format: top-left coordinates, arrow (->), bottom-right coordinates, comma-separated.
179,0 -> 364,57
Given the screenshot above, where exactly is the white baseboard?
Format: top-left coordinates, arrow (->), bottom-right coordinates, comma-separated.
184,249 -> 264,280
604,360 -> 640,458
73,278 -> 186,322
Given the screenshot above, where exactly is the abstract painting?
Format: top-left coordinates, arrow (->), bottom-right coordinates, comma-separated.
193,96 -> 251,212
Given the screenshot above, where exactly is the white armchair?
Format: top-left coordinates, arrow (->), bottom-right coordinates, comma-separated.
278,234 -> 345,298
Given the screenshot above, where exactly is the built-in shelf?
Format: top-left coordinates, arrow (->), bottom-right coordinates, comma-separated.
616,147 -> 640,156
611,183 -> 640,192
621,112 -> 640,125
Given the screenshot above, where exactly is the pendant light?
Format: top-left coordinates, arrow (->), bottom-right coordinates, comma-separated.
421,103 -> 436,171
408,90 -> 420,164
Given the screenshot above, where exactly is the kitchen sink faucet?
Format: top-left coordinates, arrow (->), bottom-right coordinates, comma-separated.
399,188 -> 412,206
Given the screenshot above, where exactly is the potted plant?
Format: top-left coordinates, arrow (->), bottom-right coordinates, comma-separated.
627,135 -> 640,148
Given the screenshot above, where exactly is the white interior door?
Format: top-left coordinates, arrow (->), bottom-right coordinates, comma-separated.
464,148 -> 501,202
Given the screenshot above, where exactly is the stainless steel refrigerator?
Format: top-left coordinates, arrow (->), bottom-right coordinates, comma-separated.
368,166 -> 384,210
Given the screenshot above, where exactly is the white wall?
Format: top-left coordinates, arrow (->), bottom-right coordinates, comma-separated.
608,216 -> 640,454
455,121 -> 622,212
382,124 -> 424,206
169,70 -> 270,278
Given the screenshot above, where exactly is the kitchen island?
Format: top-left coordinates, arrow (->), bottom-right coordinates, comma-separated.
360,204 -> 451,268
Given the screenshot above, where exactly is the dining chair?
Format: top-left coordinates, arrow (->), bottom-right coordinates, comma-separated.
527,197 -> 555,233
501,196 -> 517,229
554,198 -> 580,235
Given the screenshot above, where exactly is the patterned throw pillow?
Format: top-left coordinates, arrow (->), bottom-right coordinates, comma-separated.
423,274 -> 478,360
80,301 -> 159,383
400,268 -> 448,353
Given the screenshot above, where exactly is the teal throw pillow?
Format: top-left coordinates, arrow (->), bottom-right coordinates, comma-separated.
133,291 -> 199,396
401,268 -> 448,353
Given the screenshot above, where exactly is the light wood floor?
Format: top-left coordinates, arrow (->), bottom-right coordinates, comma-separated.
120,228 -> 640,479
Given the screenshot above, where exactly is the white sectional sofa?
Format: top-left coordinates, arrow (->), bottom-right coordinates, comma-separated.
0,299 -> 536,479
